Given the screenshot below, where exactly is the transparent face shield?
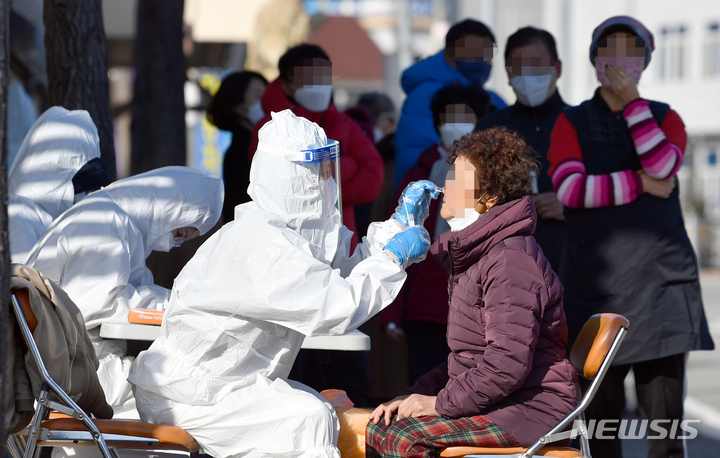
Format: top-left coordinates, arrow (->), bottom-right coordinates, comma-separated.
300,140 -> 342,223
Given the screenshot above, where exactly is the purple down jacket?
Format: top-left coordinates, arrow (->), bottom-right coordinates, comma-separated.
407,195 -> 580,446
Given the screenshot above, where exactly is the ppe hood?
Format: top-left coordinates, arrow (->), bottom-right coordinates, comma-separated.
248,110 -> 341,262
9,106 -> 102,219
94,166 -> 224,257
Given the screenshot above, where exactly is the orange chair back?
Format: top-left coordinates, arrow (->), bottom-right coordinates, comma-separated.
569,313 -> 629,379
12,288 -> 38,333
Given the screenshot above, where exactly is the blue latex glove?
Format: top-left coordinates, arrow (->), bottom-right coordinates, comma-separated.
383,225 -> 431,268
393,180 -> 442,227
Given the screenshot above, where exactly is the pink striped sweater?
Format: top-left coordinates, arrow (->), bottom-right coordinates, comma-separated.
547,98 -> 686,209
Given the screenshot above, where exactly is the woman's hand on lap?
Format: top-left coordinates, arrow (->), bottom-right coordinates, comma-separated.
369,395 -> 410,425
397,394 -> 439,420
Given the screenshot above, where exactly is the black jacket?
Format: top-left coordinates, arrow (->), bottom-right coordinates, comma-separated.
221,127 -> 252,223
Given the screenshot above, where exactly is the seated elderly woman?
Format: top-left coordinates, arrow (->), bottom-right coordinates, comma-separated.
366,126 -> 580,456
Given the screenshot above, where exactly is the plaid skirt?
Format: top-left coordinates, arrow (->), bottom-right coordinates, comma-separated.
366,414 -> 519,458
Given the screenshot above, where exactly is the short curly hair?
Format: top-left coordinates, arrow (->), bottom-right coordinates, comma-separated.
449,126 -> 538,205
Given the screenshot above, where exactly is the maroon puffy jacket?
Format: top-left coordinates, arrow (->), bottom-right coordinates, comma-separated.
408,196 -> 580,446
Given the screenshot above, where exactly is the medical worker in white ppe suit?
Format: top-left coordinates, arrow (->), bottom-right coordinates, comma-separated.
8,106 -> 111,263
129,110 -> 439,458
26,166 -> 223,420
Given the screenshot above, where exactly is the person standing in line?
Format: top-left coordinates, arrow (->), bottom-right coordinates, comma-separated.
393,19 -> 507,189
547,16 -> 714,458
475,27 -> 566,271
206,71 -> 268,223
358,92 -> 399,228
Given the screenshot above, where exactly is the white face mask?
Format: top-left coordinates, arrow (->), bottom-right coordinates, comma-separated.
373,126 -> 385,143
294,85 -> 333,112
247,100 -> 265,125
439,123 -> 475,149
149,233 -> 183,253
510,73 -> 555,107
447,209 -> 482,232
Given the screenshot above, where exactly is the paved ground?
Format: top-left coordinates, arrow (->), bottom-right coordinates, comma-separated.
618,271 -> 720,457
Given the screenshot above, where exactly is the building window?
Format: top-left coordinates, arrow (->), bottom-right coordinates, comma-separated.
703,149 -> 720,214
705,22 -> 720,77
656,25 -> 688,81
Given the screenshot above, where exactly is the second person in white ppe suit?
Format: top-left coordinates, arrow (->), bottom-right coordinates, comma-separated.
129,110 -> 438,458
8,106 -> 111,263
26,166 -> 223,419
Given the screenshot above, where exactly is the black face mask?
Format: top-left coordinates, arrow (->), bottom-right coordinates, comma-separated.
72,158 -> 112,195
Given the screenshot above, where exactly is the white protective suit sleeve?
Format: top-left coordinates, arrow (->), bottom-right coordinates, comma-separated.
53,233 -> 170,328
175,212 -> 406,338
26,202 -> 171,329
330,219 -> 404,278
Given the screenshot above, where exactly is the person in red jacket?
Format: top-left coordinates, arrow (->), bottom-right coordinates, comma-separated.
249,44 -> 384,250
380,84 -> 492,387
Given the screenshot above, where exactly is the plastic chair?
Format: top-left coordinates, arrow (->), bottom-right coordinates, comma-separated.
6,288 -> 201,458
439,312 -> 630,458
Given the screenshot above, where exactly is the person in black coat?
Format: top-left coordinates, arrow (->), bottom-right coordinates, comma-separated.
475,27 -> 567,271
206,71 -> 268,223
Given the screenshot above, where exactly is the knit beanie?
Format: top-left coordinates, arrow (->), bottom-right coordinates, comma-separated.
589,16 -> 655,67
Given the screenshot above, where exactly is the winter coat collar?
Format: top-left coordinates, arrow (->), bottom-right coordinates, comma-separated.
260,78 -> 340,127
432,195 -> 537,275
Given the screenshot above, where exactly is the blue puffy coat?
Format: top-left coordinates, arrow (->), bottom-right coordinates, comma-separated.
393,50 -> 506,187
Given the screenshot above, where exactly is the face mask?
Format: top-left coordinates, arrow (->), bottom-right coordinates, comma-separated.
373,126 -> 385,143
455,60 -> 492,86
510,73 -> 555,107
247,100 -> 265,125
595,60 -> 643,90
149,232 -> 176,253
293,85 -> 333,112
439,123 -> 475,149
447,209 -> 482,232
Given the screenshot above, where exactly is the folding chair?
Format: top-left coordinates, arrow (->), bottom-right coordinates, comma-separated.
439,312 -> 630,458
7,288 -> 201,458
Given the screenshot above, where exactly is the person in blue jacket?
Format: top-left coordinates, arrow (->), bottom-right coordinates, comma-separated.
394,19 -> 506,188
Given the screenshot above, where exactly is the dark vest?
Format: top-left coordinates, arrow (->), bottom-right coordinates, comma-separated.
560,89 -> 713,365
475,91 -> 567,271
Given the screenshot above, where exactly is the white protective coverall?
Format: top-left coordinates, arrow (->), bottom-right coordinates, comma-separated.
8,106 -> 102,263
129,110 -> 409,458
26,166 -> 224,418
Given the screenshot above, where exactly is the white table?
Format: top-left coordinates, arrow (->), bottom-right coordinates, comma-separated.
99,322 -> 370,351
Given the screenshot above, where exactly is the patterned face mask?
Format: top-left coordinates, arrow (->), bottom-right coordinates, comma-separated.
595,59 -> 644,90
